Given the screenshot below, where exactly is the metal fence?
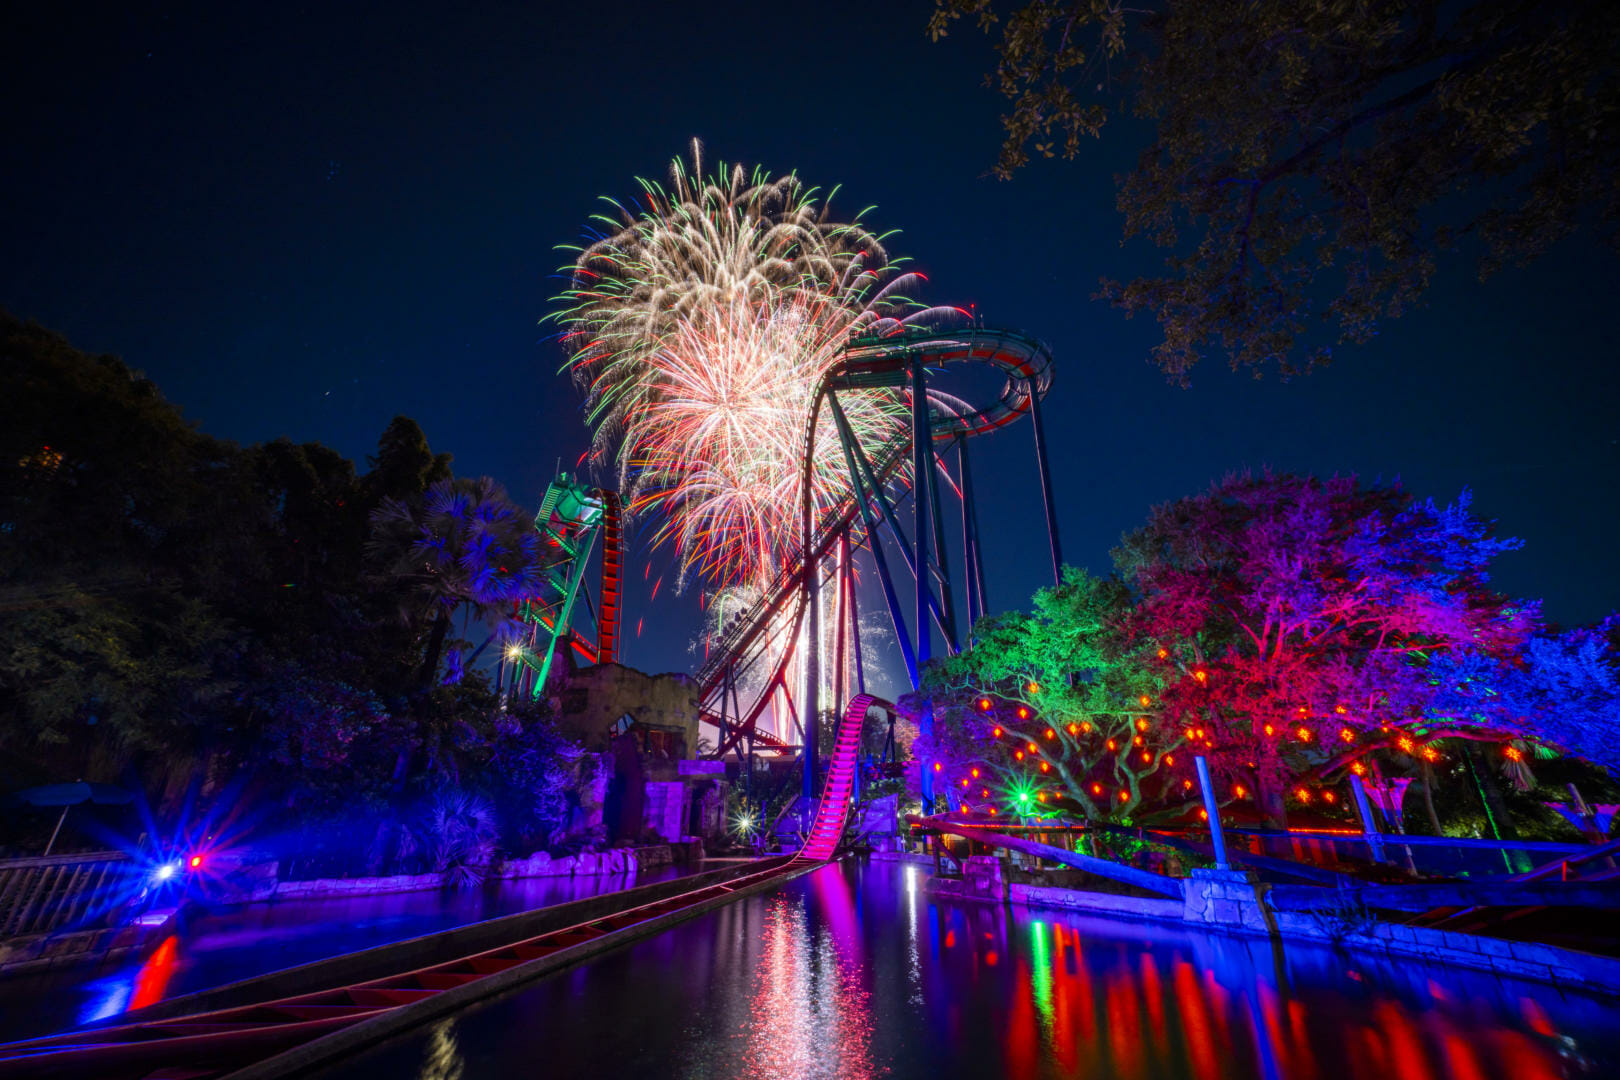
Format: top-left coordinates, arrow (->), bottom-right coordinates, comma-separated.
0,851 -> 136,938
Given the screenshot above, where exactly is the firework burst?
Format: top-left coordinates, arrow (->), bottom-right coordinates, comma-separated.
555,141 -> 955,592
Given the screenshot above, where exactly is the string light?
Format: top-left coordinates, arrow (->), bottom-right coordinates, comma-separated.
1118,790 -> 1129,803
1340,728 -> 1355,743
1106,739 -> 1116,751
1194,670 -> 1208,684
1028,742 -> 1038,753
1505,745 -> 1523,762
1164,754 -> 1175,766
1040,762 -> 1050,773
1027,681 -> 1041,694
1017,707 -> 1030,720
1157,648 -> 1168,659
1233,785 -> 1246,798
971,768 -> 980,778
1045,728 -> 1056,740
1141,751 -> 1151,764
1067,723 -> 1079,735
1139,695 -> 1152,708
1351,762 -> 1367,776
978,698 -> 992,711
1263,724 -> 1275,737
1080,721 -> 1092,734
1295,727 -> 1312,742
1135,717 -> 1149,732
992,727 -> 1003,738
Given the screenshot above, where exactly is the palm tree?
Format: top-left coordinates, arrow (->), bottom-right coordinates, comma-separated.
368,477 -> 543,689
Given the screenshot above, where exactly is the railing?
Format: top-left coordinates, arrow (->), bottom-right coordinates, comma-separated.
1226,828 -> 1591,879
0,851 -> 135,938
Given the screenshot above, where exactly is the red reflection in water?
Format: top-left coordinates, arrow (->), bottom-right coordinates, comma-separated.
738,871 -> 878,1080
983,925 -> 1585,1080
129,935 -> 180,1011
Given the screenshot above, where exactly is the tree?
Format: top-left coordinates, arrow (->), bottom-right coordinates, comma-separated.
1113,471 -> 1534,824
929,1 -> 1620,381
915,569 -> 1190,822
1426,618 -> 1620,773
367,477 -> 544,689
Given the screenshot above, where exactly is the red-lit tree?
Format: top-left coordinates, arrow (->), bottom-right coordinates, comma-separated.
1114,472 -> 1534,825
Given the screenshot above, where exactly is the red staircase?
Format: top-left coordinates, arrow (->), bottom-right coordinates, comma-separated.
596,492 -> 623,665
799,693 -> 875,861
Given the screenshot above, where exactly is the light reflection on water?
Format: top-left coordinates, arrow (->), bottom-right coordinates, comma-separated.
0,866 -> 689,1044
312,858 -> 1620,1079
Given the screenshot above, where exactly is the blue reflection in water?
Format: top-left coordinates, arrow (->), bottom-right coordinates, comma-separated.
317,858 -> 1620,1080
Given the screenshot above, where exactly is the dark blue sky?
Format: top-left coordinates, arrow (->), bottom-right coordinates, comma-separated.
6,2 -> 1616,688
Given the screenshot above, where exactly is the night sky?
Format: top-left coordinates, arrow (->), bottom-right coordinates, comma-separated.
6,2 -> 1617,695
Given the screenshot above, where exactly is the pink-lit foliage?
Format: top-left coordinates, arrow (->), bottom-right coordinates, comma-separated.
1114,471 -> 1536,823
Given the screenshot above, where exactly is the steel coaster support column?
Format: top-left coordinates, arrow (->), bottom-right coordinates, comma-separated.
1195,755 -> 1231,871
832,396 -> 917,684
911,358 -> 935,807
846,535 -> 865,696
802,536 -> 821,811
828,395 -> 952,641
1350,774 -> 1388,864
928,450 -> 959,654
833,529 -> 850,717
1027,375 -> 1064,586
956,432 -> 988,627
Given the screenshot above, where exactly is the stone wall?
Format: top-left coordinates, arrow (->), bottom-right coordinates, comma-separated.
556,662 -> 700,754
642,781 -> 687,843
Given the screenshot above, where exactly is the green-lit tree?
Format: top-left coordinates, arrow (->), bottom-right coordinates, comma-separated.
913,569 -> 1193,822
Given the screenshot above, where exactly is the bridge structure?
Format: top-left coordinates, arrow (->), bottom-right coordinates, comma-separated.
691,325 -> 1061,812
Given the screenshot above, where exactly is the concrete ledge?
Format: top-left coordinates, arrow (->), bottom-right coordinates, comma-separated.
1011,883 -> 1183,921
0,911 -> 178,978
267,846 -> 657,902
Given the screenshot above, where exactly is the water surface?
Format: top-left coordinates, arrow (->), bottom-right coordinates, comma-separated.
317,858 -> 1620,1080
0,865 -> 691,1042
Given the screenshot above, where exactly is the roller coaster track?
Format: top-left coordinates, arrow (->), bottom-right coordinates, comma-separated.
0,697 -> 887,1080
698,325 -> 1054,760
